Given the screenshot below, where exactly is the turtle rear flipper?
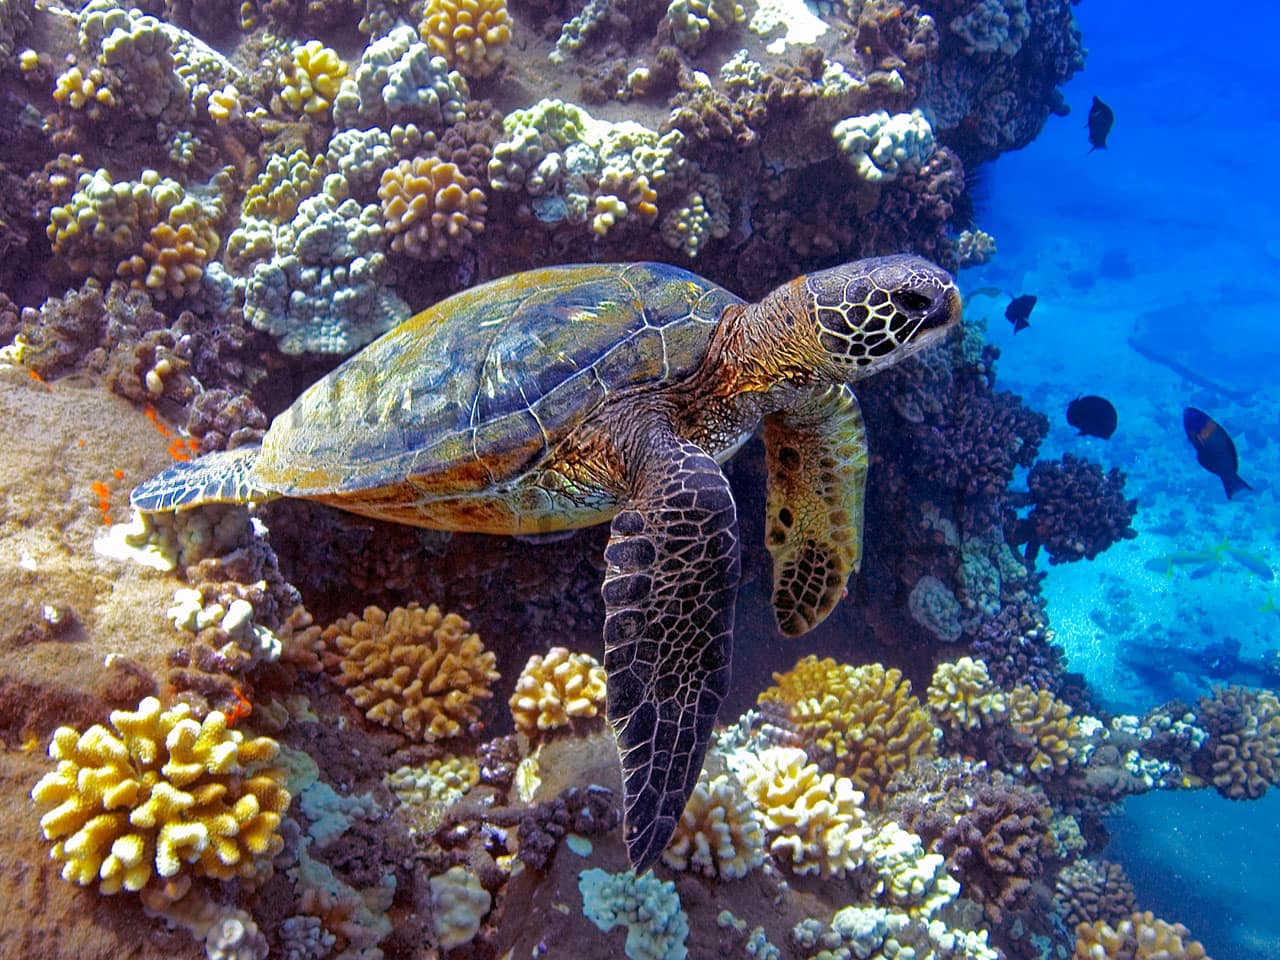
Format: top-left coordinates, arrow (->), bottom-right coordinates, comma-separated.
763,385 -> 867,636
603,427 -> 738,871
130,446 -> 271,512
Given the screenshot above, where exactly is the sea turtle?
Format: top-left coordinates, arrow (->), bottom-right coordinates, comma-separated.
132,255 -> 961,869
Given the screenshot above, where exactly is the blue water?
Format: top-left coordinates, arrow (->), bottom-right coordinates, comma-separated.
968,3 -> 1280,957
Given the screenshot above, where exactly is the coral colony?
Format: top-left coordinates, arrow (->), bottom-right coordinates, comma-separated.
0,0 -> 1260,958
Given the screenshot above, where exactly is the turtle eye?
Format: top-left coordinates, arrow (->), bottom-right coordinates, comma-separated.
893,290 -> 933,313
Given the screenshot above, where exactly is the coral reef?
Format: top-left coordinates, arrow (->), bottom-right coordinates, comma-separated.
1074,911 -> 1211,960
1024,454 -> 1138,564
758,656 -> 939,806
662,764 -> 764,879
419,0 -> 512,79
1191,686 -> 1280,800
322,603 -> 500,742
378,155 -> 487,259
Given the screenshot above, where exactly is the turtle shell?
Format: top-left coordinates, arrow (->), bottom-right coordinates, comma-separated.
254,262 -> 743,497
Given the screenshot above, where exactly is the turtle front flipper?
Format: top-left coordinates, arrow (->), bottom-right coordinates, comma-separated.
130,446 -> 271,512
763,384 -> 867,636
603,427 -> 739,871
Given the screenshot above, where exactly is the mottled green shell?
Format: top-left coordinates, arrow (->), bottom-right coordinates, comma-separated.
255,262 -> 744,496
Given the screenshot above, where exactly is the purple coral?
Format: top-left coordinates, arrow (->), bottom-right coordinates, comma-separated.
1025,454 -> 1138,564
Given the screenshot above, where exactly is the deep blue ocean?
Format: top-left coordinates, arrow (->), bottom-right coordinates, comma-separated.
967,3 -> 1280,956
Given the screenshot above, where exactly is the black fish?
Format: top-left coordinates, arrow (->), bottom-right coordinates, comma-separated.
1066,395 -> 1117,439
1183,407 -> 1252,499
1088,96 -> 1114,151
1005,294 -> 1036,333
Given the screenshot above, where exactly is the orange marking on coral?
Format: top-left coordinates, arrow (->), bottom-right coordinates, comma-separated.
78,439 -> 86,447
90,481 -> 112,525
113,469 -> 125,480
227,686 -> 253,726
27,369 -> 51,390
144,403 -> 175,438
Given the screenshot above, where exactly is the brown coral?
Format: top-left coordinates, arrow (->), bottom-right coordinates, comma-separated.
378,156 -> 487,259
1054,859 -> 1137,932
1074,911 -> 1211,959
419,0 -> 512,78
1192,686 -> 1280,800
1007,684 -> 1078,778
758,656 -> 938,806
323,603 -> 499,742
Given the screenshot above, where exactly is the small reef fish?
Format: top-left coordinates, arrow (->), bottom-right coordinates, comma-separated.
1183,407 -> 1252,499
1088,96 -> 1114,151
1005,294 -> 1037,333
1066,394 -> 1117,439
1144,537 -> 1273,582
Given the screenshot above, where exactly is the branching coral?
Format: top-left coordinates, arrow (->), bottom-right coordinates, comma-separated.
927,657 -> 1006,734
1191,686 -> 1280,800
1074,911 -> 1210,960
738,746 -> 868,877
833,109 -> 936,183
662,766 -> 764,879
323,603 -> 500,742
31,697 -> 289,894
508,646 -> 607,738
47,168 -> 224,300
1054,859 -> 1137,931
332,24 -> 469,132
1007,684 -> 1079,778
1025,454 -> 1138,564
378,155 -> 487,258
757,656 -> 938,806
278,41 -> 348,116
419,0 -> 512,79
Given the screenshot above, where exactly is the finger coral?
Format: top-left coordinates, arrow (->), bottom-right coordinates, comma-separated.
1074,911 -> 1210,960
30,696 -> 290,895
378,155 -> 487,259
508,646 -> 607,738
738,745 -> 868,877
279,40 -> 347,116
47,168 -> 223,300
927,656 -> 1006,733
758,656 -> 938,806
323,603 -> 500,742
661,766 -> 764,879
1007,684 -> 1079,778
419,0 -> 512,78
1191,685 -> 1280,800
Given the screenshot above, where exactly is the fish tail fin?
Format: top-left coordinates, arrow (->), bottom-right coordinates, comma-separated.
1224,474 -> 1253,500
131,447 -> 270,512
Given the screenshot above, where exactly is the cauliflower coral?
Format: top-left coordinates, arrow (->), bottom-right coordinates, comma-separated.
31,697 -> 290,895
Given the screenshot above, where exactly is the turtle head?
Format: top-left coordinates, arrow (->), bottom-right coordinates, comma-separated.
799,254 -> 961,380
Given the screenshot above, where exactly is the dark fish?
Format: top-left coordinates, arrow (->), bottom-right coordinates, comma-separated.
1183,407 -> 1252,499
1005,294 -> 1036,333
1066,395 -> 1117,439
1088,96 -> 1114,151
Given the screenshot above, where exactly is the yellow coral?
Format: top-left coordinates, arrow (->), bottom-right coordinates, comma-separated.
1007,685 -> 1078,777
419,0 -> 512,78
47,168 -> 222,300
206,84 -> 243,124
590,170 -> 658,237
662,767 -> 763,879
758,656 -> 939,806
738,746 -> 867,877
53,65 -> 118,117
30,697 -> 290,895
509,646 -> 607,738
378,156 -> 487,259
387,755 -> 480,835
927,657 -> 1007,733
323,603 -> 499,742
1074,911 -> 1210,959
241,149 -> 328,224
279,41 -> 347,116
